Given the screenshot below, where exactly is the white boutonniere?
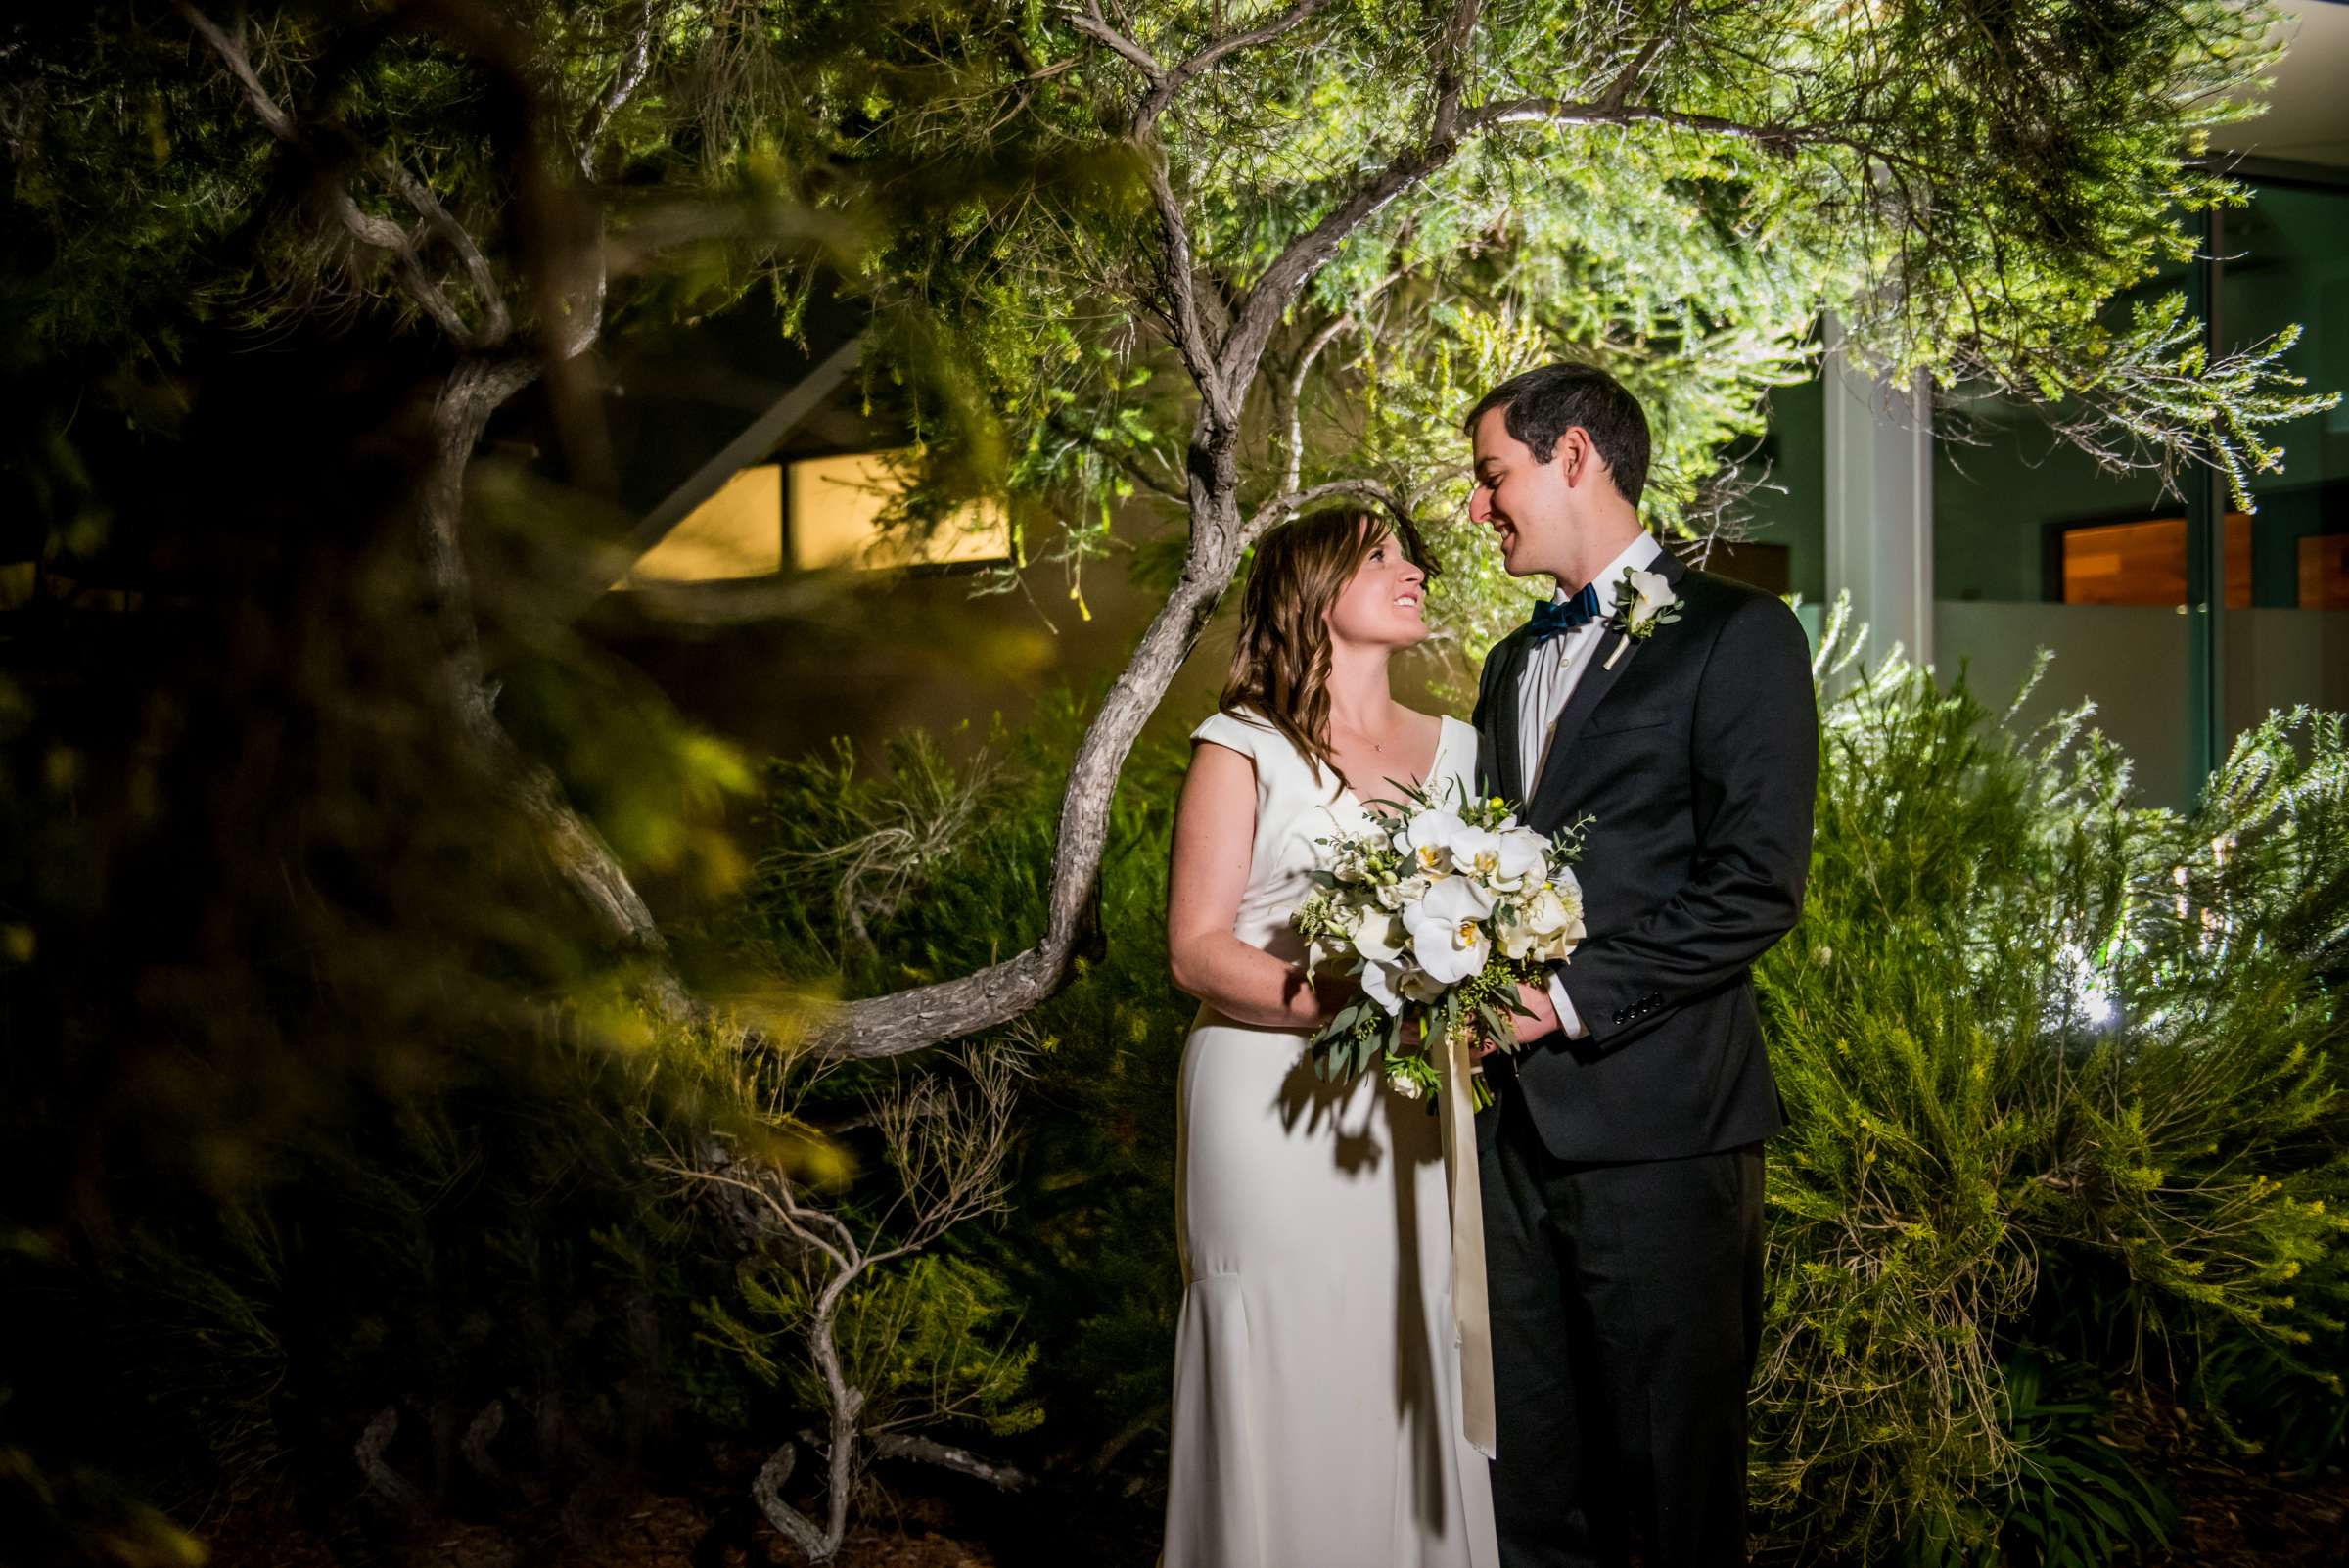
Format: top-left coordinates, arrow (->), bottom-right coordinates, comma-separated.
1600,564 -> 1684,669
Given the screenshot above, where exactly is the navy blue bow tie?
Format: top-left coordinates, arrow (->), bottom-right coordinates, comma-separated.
1525,582 -> 1601,644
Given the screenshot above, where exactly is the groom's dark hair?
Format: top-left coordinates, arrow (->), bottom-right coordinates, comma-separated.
1464,363 -> 1650,509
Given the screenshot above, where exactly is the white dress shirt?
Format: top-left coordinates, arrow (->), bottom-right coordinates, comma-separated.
1515,530 -> 1665,1039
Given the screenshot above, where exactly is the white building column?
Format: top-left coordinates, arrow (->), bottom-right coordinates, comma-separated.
1822,310 -> 1934,669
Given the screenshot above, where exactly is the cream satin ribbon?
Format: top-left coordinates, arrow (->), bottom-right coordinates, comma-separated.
1439,1023 -> 1497,1458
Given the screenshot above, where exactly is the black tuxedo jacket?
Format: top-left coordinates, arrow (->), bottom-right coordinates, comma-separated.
1471,549 -> 1818,1163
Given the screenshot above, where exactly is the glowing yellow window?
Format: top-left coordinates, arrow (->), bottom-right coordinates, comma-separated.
623,465 -> 783,584
787,452 -> 1009,573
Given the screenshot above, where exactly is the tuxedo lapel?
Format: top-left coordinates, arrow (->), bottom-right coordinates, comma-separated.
1529,550 -> 1689,827
1487,628 -> 1535,807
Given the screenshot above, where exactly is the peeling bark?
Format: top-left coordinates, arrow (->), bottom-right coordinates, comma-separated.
355,1405 -> 425,1515
869,1431 -> 1034,1490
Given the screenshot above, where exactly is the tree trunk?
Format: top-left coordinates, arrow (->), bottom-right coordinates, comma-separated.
809,438 -> 1248,1058
420,355 -> 696,1024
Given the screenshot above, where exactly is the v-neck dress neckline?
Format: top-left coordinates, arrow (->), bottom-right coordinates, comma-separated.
1338,715 -> 1463,814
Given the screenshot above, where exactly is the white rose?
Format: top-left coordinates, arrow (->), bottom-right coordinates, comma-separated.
1402,874 -> 1494,985
1376,872 -> 1432,911
1384,1058 -> 1427,1101
1520,874 -> 1588,964
1496,909 -> 1541,962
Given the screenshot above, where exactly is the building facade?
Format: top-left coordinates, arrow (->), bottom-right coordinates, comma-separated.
1736,161 -> 2347,809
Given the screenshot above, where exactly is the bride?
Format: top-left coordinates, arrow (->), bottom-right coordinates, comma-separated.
1162,509 -> 1498,1568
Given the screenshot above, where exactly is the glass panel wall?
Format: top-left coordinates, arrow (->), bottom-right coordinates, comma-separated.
2218,177 -> 2349,736
1732,172 -> 2342,810
1727,371 -> 1827,643
1932,260 -> 2201,809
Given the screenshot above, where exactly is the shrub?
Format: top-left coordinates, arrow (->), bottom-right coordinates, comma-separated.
722,694 -> 1197,1494
1752,620 -> 2348,1559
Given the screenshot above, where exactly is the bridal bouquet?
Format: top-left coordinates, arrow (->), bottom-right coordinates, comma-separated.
1293,785 -> 1590,1109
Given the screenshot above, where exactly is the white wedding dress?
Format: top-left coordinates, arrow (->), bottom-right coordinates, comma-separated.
1163,707 -> 1498,1568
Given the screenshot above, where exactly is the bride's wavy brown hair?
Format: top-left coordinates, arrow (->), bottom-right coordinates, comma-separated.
1219,507 -> 1435,789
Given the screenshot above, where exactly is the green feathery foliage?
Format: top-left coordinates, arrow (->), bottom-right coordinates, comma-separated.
794,0 -> 2334,649
1751,614 -> 2348,1558
706,1251 -> 1045,1440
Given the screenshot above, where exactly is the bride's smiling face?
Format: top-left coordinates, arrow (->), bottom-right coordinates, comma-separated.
1324,528 -> 1430,651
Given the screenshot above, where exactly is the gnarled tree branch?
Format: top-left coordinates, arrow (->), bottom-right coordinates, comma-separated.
1245,478 -> 1415,539
810,468 -> 1415,1062
667,1046 -> 1025,1561
869,1432 -> 1033,1490
1066,3 -> 1164,81
1220,0 -> 1483,397
183,0 -> 694,1016
177,1 -> 508,346
1070,1 -> 1344,433
576,0 -> 656,182
1131,0 -> 1336,130
1137,150 -> 1230,420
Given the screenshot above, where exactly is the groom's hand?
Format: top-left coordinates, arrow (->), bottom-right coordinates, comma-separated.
1476,982 -> 1562,1056
1509,980 -> 1561,1045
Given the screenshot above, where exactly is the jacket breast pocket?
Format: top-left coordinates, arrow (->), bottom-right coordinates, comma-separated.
1582,712 -> 1673,738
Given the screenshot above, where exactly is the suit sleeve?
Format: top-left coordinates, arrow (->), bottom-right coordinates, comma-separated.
1552,595 -> 1818,1041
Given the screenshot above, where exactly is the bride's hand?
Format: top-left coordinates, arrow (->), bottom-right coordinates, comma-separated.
1309,974 -> 1358,1024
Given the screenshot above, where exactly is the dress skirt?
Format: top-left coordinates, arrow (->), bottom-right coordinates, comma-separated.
1163,1005 -> 1497,1568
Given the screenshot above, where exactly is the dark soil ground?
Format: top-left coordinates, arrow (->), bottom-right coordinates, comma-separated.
189,1444 -> 1160,1568
186,1418 -> 2348,1568
2125,1392 -> 2349,1568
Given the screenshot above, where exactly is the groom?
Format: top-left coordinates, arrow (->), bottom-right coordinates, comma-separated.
1465,363 -> 1818,1568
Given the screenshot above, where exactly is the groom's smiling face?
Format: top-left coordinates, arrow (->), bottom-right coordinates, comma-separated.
1468,404 -> 1585,582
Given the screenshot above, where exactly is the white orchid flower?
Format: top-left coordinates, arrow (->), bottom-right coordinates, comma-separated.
1441,818 -> 1548,895
1489,827 -> 1551,893
1351,904 -> 1406,963
1404,874 -> 1495,985
1399,964 -> 1449,1005
1447,824 -> 1502,886
1400,808 -> 1469,876
1360,958 -> 1406,1016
